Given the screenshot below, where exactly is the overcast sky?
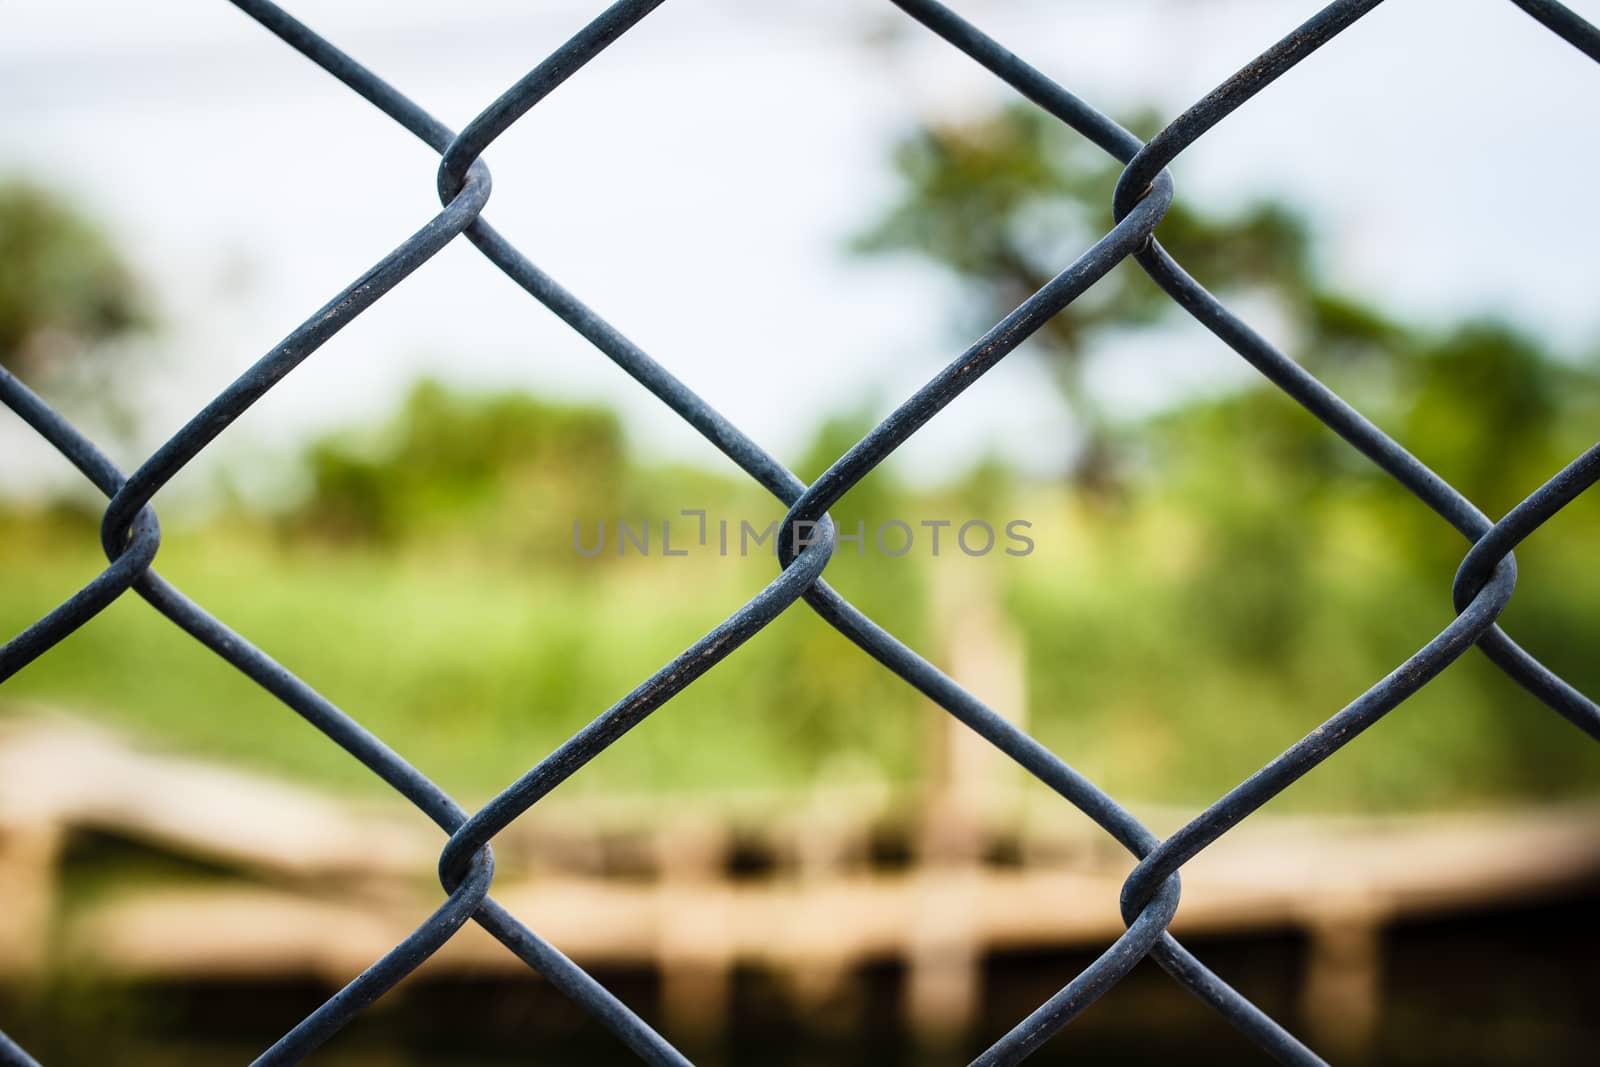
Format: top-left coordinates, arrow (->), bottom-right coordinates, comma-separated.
3,0 -> 1599,504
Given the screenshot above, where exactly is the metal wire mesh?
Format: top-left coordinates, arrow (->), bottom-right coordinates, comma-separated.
3,0 -> 1600,1063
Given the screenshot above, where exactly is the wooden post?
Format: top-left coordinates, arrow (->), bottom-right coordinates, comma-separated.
0,820 -> 61,974
654,818 -> 732,1043
1300,907 -> 1383,1060
908,562 -> 1027,1046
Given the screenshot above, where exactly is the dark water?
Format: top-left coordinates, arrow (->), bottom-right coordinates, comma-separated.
6,887 -> 1597,1066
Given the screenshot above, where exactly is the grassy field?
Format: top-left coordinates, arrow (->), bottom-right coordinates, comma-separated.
0,513 -> 930,803
4,486 -> 1598,815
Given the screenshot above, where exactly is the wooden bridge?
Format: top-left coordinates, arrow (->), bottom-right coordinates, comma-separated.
2,716 -> 1598,1059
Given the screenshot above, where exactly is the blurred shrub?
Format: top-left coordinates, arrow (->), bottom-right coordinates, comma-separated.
289,379 -> 627,558
0,179 -> 146,384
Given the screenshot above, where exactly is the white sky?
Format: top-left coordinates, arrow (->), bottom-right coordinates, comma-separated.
2,0 -> 1599,504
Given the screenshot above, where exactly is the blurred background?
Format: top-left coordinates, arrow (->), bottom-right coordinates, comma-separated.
3,0 -> 1600,1063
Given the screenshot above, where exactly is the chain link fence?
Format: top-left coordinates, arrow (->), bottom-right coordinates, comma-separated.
3,0 -> 1600,1063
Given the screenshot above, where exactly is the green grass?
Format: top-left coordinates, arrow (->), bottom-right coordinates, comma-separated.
1006,495 -> 1600,811
5,500 -> 1598,814
0,521 -> 929,802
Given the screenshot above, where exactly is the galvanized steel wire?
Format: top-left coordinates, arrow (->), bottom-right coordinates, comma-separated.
4,0 -> 1600,1063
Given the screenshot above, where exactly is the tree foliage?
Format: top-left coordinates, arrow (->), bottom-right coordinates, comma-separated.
863,102 -> 1600,803
0,179 -> 146,384
292,380 -> 628,552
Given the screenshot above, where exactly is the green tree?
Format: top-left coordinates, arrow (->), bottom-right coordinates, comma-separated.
864,102 -> 1600,806
856,103 -> 1401,488
291,379 -> 628,555
0,180 -> 146,385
